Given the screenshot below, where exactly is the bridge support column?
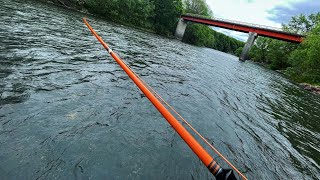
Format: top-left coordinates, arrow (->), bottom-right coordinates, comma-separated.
240,32 -> 257,61
175,18 -> 187,40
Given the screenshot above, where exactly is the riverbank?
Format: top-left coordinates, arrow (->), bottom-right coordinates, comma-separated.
254,62 -> 320,95
300,83 -> 320,94
248,14 -> 320,92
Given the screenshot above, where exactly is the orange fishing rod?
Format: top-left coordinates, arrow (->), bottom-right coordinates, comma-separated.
83,18 -> 240,180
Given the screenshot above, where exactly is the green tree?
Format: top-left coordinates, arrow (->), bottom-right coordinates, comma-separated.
266,40 -> 296,70
119,0 -> 154,28
250,37 -> 298,69
254,37 -> 271,63
248,12 -> 320,85
283,13 -> 320,34
152,0 -> 183,36
250,37 -> 271,63
235,47 -> 243,57
287,24 -> 320,84
183,24 -> 214,46
184,0 -> 212,17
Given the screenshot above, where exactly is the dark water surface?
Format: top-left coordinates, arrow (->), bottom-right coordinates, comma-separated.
1,0 -> 320,179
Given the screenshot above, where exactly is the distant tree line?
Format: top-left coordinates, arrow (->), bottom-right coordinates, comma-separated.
183,23 -> 245,54
182,0 -> 245,54
48,0 -> 244,55
246,13 -> 320,85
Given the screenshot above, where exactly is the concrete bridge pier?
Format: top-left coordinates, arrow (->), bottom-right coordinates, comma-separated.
239,32 -> 257,61
175,18 -> 187,40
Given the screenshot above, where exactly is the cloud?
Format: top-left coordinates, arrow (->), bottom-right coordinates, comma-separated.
268,1 -> 320,24
205,0 -> 318,40
206,0 -> 291,28
212,27 -> 248,42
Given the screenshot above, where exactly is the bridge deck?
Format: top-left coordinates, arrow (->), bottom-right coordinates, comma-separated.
181,15 -> 304,43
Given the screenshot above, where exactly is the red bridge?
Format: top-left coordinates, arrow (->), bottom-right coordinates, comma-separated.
174,14 -> 304,61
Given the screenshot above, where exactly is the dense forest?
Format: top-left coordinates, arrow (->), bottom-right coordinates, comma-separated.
243,13 -> 320,86
44,0 -> 244,55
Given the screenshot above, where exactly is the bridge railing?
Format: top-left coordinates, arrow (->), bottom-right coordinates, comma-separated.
182,14 -> 284,32
212,17 -> 284,32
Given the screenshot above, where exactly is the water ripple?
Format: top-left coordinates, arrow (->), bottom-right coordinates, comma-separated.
0,0 -> 319,179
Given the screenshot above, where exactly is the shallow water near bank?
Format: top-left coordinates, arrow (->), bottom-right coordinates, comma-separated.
0,0 -> 320,179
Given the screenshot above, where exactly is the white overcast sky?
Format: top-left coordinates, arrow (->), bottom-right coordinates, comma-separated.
205,0 -> 320,41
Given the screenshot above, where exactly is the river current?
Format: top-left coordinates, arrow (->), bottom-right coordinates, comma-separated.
0,0 -> 319,179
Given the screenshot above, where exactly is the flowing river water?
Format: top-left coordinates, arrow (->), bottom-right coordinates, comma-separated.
1,0 -> 320,179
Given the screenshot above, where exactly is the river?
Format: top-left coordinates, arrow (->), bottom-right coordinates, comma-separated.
0,0 -> 319,179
